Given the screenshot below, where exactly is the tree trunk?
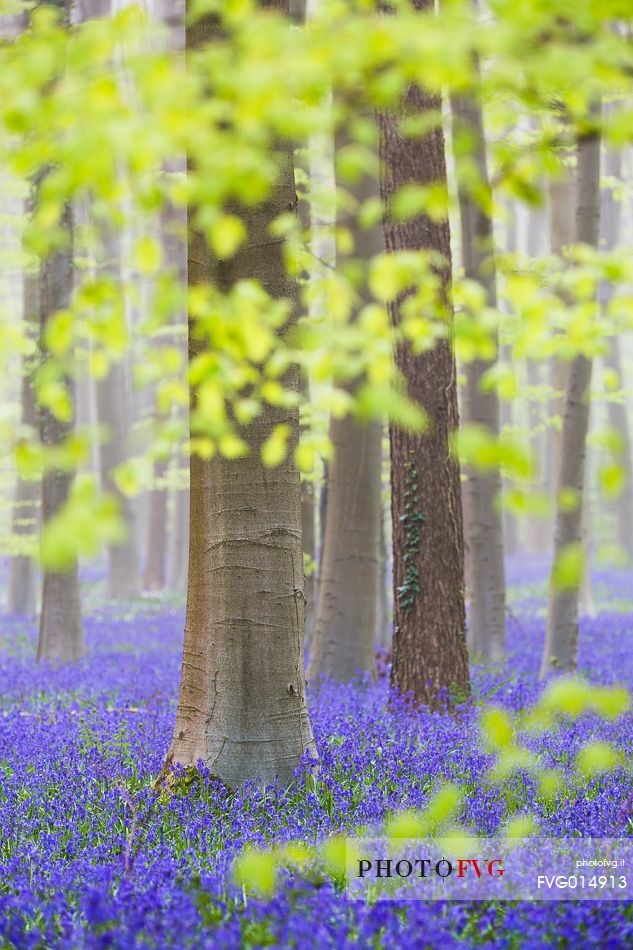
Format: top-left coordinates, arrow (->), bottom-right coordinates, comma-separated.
452,83 -> 505,662
143,457 -> 169,591
545,170 -> 574,514
7,272 -> 39,616
499,197 -> 519,555
308,418 -> 381,681
308,125 -> 383,682
599,147 -> 633,559
165,0 -> 316,788
603,336 -> 633,558
37,203 -> 84,663
541,110 -> 601,678
375,473 -> 392,651
378,0 -> 469,709
301,476 -> 316,641
95,232 -> 140,599
168,481 -> 189,590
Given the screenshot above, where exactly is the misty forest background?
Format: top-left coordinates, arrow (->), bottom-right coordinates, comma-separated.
2,0 -> 633,947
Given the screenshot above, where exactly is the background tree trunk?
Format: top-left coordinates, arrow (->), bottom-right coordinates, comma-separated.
378,0 -> 469,709
95,232 -> 140,598
143,457 -> 168,591
301,476 -> 316,641
7,272 -> 39,616
599,146 -> 633,559
165,0 -> 316,788
541,111 -> 601,677
308,130 -> 383,683
452,84 -> 505,662
499,200 -> 518,556
37,203 -> 84,663
168,477 -> 189,590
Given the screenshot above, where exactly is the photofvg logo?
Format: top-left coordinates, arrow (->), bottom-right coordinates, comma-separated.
357,856 -> 504,881
345,838 -> 633,902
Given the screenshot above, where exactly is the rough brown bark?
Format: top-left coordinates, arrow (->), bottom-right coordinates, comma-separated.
452,83 -> 505,662
37,203 -> 85,663
7,272 -> 39,616
165,0 -> 316,788
541,109 -> 601,678
378,0 -> 469,709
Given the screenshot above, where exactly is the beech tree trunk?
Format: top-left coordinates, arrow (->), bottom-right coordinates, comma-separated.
603,336 -> 633,558
308,131 -> 383,682
301,477 -> 316,641
378,0 -> 469,709
308,418 -> 381,681
95,232 -> 140,598
376,477 -> 392,651
541,110 -> 601,678
545,172 -> 574,513
599,147 -> 633,559
165,0 -> 316,788
37,203 -> 85,663
7,272 -> 39,616
499,202 -> 518,556
452,84 -> 505,662
143,458 -> 169,591
168,481 -> 189,590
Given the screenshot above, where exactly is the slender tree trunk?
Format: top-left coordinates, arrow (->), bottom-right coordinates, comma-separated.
37,203 -> 84,663
143,457 -> 169,590
541,109 -> 601,678
604,337 -> 633,557
95,232 -> 140,598
499,201 -> 518,555
165,0 -> 316,788
376,474 -> 392,651
301,476 -> 316,641
7,272 -> 39,616
378,0 -> 469,709
545,172 -> 574,511
168,479 -> 189,590
599,147 -> 633,558
524,201 -> 548,554
308,129 -> 383,682
308,418 -> 381,681
452,83 -> 505,662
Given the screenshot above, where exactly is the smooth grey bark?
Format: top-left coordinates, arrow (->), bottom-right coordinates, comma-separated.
37,203 -> 85,663
375,467 -> 392,651
95,233 -> 140,598
541,109 -> 601,677
599,147 -> 633,559
308,417 -> 381,681
499,201 -> 518,556
143,457 -> 168,590
308,136 -> 383,683
168,482 -> 189,590
301,476 -> 316,642
545,171 -> 574,507
452,86 -> 505,662
7,272 -> 39,615
144,185 -> 186,592
165,0 -> 316,788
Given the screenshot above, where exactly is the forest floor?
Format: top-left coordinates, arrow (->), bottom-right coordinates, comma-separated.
0,559 -> 632,947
